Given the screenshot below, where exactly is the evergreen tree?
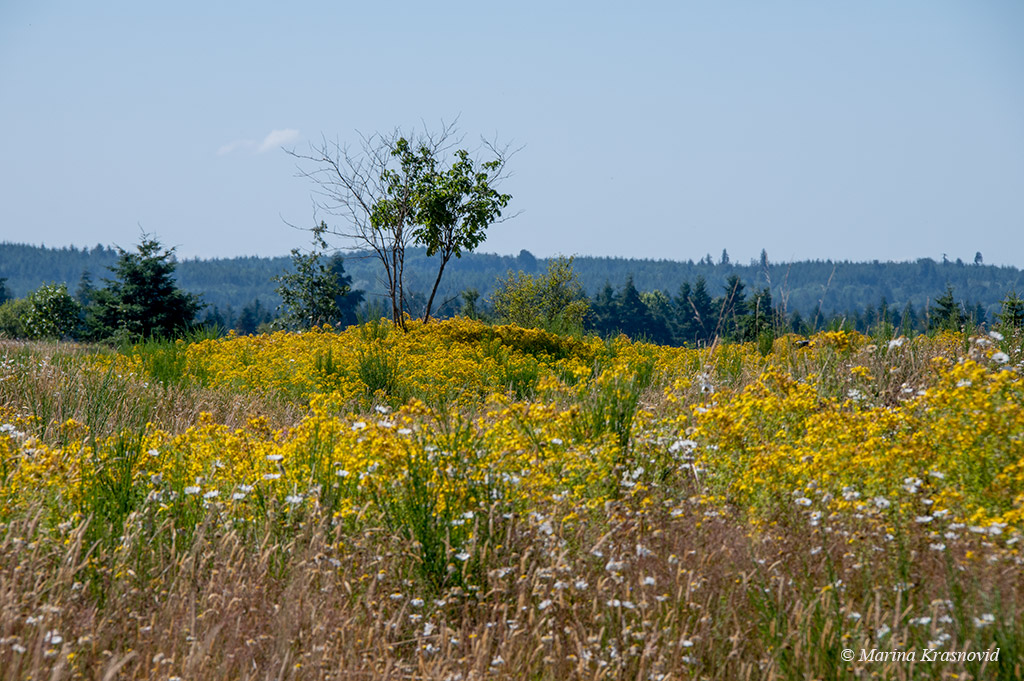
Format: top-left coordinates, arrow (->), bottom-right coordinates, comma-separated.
789,310 -> 807,335
899,301 -> 919,336
199,306 -> 231,334
671,282 -> 694,343
75,271 -> 96,308
928,285 -> 966,332
0,278 -> 10,304
589,282 -> 621,336
517,249 -> 538,271
86,236 -> 203,341
717,275 -> 748,340
640,290 -> 674,345
996,291 -> 1024,329
618,276 -> 654,340
236,299 -> 273,335
328,255 -> 364,327
688,277 -> 715,345
743,287 -> 774,341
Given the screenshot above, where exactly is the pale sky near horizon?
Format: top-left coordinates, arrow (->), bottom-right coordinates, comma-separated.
2,1 -> 1023,266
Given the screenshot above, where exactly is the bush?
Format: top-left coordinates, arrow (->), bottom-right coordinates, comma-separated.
0,298 -> 29,338
22,283 -> 81,339
491,256 -> 589,333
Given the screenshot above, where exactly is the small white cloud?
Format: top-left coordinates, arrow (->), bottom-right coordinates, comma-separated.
257,128 -> 299,153
217,128 -> 299,155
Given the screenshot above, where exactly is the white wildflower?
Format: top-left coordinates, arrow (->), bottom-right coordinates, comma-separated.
974,613 -> 995,627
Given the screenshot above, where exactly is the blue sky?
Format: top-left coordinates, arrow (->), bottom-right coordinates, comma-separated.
1,1 -> 1022,265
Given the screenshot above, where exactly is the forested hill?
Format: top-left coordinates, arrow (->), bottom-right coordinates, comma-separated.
2,241 -> 1022,321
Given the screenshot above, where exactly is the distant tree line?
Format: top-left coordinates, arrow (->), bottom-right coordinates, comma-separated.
4,242 -> 1024,342
476,265 -> 1023,346
0,235 -> 364,341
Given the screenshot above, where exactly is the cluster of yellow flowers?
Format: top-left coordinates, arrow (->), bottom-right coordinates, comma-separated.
1,319 -> 1021,538
690,358 -> 1024,528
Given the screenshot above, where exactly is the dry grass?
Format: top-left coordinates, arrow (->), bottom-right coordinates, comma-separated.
0,340 -> 301,440
1,493 -> 1020,680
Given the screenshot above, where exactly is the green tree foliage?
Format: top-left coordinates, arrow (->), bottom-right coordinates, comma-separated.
0,298 -> 29,338
291,122 -> 513,328
86,236 -> 203,341
928,285 -> 966,332
274,222 -> 363,331
743,287 -> 775,341
6,242 -> 1024,333
492,256 -> 589,332
22,283 -> 81,339
410,143 -> 512,322
0,277 -> 10,304
235,299 -> 275,335
460,288 -> 482,320
997,290 -> 1024,329
717,275 -> 749,340
684,277 -> 716,344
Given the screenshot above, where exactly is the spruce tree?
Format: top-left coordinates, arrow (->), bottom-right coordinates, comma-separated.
928,285 -> 965,332
997,291 -> 1024,329
86,236 -> 202,341
688,277 -> 715,345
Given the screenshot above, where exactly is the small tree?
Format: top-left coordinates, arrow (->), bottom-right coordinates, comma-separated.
492,256 -> 589,332
23,283 -> 81,339
997,290 -> 1024,329
928,285 -> 966,332
290,121 -> 513,328
460,288 -> 482,320
717,275 -> 748,340
412,145 -> 511,322
274,222 -> 362,330
86,236 -> 202,341
0,298 -> 29,338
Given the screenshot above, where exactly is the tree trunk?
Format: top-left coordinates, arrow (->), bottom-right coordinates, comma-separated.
422,254 -> 451,323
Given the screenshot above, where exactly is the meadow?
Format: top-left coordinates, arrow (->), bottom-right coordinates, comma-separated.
1,318 -> 1022,680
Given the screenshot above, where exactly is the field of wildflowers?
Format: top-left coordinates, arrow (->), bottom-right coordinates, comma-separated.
1,318 -> 1022,679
